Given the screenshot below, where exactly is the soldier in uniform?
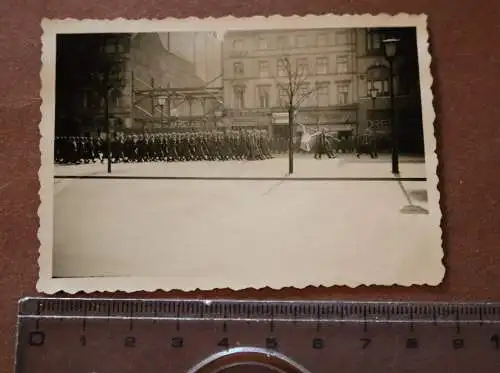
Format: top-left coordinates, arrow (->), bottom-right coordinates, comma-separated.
356,128 -> 378,159
313,129 -> 329,159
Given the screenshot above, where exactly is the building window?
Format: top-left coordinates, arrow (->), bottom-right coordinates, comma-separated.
104,43 -> 115,53
233,62 -> 244,77
369,80 -> 390,96
81,91 -> 88,109
233,86 -> 245,109
296,35 -> 307,48
233,39 -> 244,50
257,85 -> 270,108
88,91 -> 101,109
372,34 -> 381,49
296,58 -> 309,75
277,59 -> 288,77
257,37 -> 268,49
277,35 -> 289,49
335,31 -> 349,45
258,60 -> 270,77
297,83 -> 311,106
366,31 -> 382,52
316,57 -> 328,74
115,41 -> 124,53
278,86 -> 289,107
337,83 -> 350,105
317,33 -> 327,46
110,89 -> 121,108
336,55 -> 348,74
316,83 -> 329,106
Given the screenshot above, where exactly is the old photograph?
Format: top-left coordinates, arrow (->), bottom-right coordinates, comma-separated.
38,15 -> 443,293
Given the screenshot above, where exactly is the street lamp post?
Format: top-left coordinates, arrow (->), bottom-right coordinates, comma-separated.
382,37 -> 400,175
369,86 -> 379,108
158,97 -> 166,128
100,67 -> 113,174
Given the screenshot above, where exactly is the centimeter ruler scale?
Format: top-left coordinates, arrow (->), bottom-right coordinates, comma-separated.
15,297 -> 500,372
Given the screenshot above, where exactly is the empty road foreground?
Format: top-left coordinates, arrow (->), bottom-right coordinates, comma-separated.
51,176 -> 442,289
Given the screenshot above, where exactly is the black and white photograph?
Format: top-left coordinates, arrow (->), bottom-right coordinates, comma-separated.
38,15 -> 443,293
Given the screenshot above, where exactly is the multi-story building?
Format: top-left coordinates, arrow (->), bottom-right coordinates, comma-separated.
122,32 -> 223,132
58,28 -> 423,153
222,27 -> 425,153
67,32 -> 223,136
355,27 -> 424,153
222,29 -> 359,139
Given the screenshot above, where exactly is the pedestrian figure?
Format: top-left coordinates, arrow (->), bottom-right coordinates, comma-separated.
313,129 -> 335,159
356,128 -> 378,159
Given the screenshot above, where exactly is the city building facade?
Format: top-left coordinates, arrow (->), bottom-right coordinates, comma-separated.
222,29 -> 359,139
71,32 -> 223,136
355,27 -> 424,152
58,28 -> 423,153
221,27 -> 424,153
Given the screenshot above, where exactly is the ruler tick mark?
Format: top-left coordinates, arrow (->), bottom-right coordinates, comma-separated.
410,309 -> 414,333
363,308 -> 368,333
176,306 -> 181,331
223,308 -> 228,332
270,309 -> 275,332
316,308 -> 321,332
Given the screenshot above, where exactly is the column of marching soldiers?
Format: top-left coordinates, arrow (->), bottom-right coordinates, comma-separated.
54,129 -> 292,164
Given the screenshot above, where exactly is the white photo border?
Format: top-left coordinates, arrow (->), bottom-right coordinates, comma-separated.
38,13 -> 443,294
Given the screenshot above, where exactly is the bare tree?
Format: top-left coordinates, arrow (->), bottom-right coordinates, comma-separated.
274,56 -> 319,174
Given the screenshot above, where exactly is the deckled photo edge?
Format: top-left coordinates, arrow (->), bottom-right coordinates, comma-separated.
420,19 -> 445,284
414,18 -> 444,280
37,21 -> 57,293
37,13 -> 443,294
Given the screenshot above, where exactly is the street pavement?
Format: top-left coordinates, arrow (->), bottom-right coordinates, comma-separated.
54,153 -> 427,179
52,154 -> 443,288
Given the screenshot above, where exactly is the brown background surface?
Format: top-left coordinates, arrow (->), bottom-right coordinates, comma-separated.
0,0 -> 499,372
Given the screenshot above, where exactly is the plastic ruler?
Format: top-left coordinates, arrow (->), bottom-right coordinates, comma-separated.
15,297 -> 500,372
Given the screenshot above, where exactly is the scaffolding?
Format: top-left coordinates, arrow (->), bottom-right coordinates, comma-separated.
129,72 -> 225,131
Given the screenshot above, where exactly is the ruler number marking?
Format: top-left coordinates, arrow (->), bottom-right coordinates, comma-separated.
266,337 -> 278,349
28,331 -> 45,347
124,336 -> 136,348
171,337 -> 184,348
312,338 -> 324,349
406,338 -> 419,349
491,334 -> 500,349
217,337 -> 230,349
452,338 -> 464,349
360,338 -> 371,349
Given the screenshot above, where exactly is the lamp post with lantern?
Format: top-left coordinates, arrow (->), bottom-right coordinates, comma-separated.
158,96 -> 166,127
368,86 -> 379,109
382,37 -> 400,175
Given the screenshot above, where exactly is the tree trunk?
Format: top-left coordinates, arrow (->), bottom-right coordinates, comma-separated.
288,108 -> 294,174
